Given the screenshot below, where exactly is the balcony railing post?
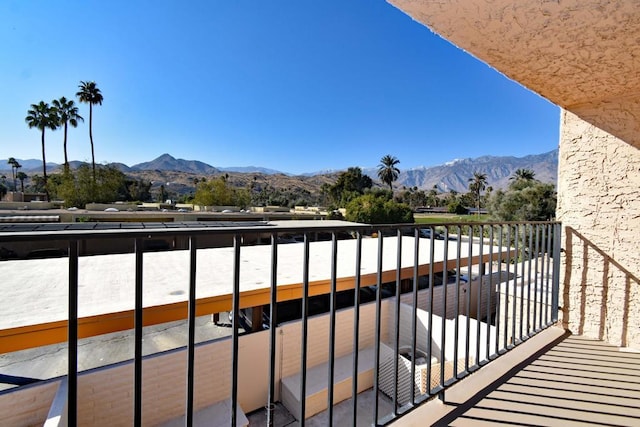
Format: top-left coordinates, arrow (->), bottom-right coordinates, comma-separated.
410,227 -> 420,404
486,225 -> 493,359
551,223 -> 562,323
267,233 -> 278,427
476,225 -> 482,365
426,228 -> 435,395
327,232 -> 338,424
185,236 -> 197,427
465,225 -> 472,371
540,225 -> 547,328
453,226 -> 461,378
533,225 -> 541,332
545,224 -> 553,325
512,225 -> 519,347
68,239 -> 79,427
373,230 -> 383,424
351,232 -> 362,426
494,225 -> 503,356
439,227 -> 449,400
134,237 -> 144,427
231,234 -> 241,427
299,233 -> 311,426
526,224 -> 534,337
393,229 -> 402,412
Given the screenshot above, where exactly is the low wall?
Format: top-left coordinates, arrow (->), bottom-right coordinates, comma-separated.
0,301 -> 385,426
0,201 -> 56,210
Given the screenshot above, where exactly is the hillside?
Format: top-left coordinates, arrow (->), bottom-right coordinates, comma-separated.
1,150 -> 558,197
393,150 -> 558,192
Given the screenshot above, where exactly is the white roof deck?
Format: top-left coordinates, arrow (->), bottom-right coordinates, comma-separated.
0,224 -> 506,352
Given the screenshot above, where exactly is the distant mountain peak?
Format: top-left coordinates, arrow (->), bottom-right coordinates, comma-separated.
444,158 -> 465,166
131,154 -> 218,175
389,149 -> 558,192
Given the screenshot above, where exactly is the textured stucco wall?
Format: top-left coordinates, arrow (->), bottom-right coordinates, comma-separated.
558,110 -> 640,348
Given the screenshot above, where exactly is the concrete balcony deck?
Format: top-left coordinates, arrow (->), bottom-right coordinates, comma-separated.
392,329 -> 640,426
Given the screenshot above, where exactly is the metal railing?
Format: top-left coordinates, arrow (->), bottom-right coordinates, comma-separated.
0,220 -> 561,426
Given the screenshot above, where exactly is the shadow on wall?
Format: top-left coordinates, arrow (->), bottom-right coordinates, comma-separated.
563,226 -> 640,347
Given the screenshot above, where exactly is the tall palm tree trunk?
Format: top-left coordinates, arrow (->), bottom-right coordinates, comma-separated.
63,122 -> 69,172
89,103 -> 96,182
11,165 -> 16,192
41,128 -> 49,200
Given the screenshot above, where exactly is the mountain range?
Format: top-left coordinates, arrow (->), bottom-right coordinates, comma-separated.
1,150 -> 557,193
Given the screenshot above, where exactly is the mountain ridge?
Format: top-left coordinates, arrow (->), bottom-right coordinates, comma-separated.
0,150 -> 558,193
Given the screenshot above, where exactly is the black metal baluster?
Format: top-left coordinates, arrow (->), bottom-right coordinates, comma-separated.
465,225 -> 472,370
393,229 -> 402,413
519,224 -> 526,342
351,231 -> 362,425
373,230 -> 384,424
526,224 -> 533,337
327,232 -> 338,424
512,225 -> 519,347
134,237 -> 144,427
267,233 -> 278,427
231,234 -> 241,427
453,226 -> 461,379
533,225 -> 540,332
185,236 -> 197,427
486,225 -> 493,360
494,226 -> 502,356
426,228 -> 435,395
440,227 -> 448,398
540,225 -> 547,328
68,239 -> 79,427
410,228 -> 419,404
476,225 -> 482,365
503,225 -> 511,351
299,233 -> 311,426
552,223 -> 562,323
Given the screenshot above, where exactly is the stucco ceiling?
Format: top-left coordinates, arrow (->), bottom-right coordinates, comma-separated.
389,0 -> 640,149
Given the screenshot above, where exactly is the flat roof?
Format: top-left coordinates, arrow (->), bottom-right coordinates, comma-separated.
0,232 -> 503,353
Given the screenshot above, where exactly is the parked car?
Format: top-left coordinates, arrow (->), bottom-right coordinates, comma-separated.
418,228 -> 445,240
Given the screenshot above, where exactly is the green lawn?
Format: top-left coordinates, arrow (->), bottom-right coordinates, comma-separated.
413,213 -> 491,224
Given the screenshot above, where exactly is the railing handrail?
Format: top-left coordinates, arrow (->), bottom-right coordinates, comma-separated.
0,220 -> 561,242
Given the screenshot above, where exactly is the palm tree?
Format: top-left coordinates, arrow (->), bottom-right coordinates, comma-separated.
76,81 -> 103,181
53,96 -> 84,172
377,155 -> 400,191
468,171 -> 488,217
25,101 -> 59,199
7,157 -> 19,191
510,168 -> 536,181
16,172 -> 27,192
13,160 -> 22,191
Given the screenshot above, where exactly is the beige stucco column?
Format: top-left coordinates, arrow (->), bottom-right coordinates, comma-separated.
557,110 -> 640,348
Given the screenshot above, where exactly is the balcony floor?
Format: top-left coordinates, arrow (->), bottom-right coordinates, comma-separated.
247,328 -> 640,426
394,329 -> 640,426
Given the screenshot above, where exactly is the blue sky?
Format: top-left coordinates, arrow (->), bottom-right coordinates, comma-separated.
0,1 -> 559,175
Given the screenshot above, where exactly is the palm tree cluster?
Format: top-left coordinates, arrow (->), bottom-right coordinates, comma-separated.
468,171 -> 488,216
6,157 -> 21,191
24,81 -> 102,199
